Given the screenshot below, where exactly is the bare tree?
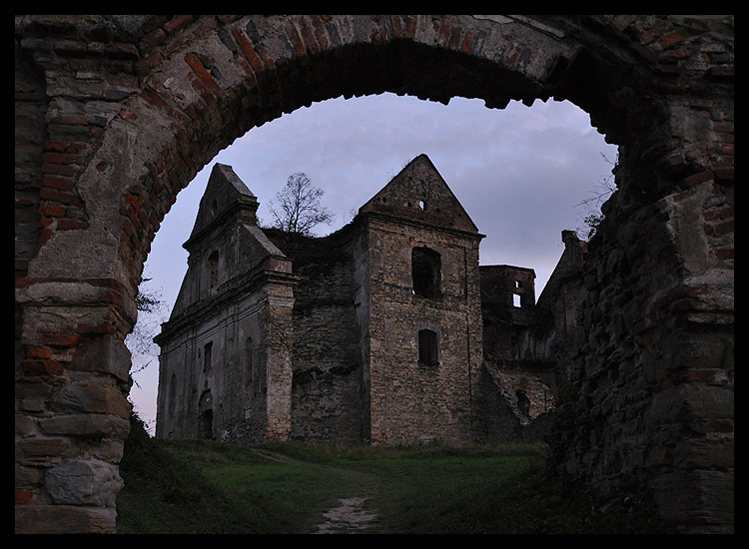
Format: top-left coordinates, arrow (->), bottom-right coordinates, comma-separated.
269,172 -> 334,235
576,152 -> 618,239
125,276 -> 167,385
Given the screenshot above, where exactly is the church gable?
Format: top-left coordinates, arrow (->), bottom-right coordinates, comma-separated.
359,154 -> 479,233
187,163 -> 260,245
169,163 -> 289,317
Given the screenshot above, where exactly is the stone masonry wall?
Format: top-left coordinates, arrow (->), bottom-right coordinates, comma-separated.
276,232 -> 367,444
549,109 -> 734,532
364,216 -> 483,446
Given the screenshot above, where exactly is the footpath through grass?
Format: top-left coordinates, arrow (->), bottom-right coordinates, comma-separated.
116,415 -> 674,534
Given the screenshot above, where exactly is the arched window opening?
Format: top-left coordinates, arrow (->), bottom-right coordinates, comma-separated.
203,341 -> 213,373
198,410 -> 213,440
412,247 -> 441,298
208,251 -> 219,290
418,329 -> 439,367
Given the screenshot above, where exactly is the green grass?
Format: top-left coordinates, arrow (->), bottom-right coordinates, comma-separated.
116,415 -> 675,534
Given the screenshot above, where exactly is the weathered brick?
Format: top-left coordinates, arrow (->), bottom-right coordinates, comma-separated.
15,490 -> 33,505
42,204 -> 66,217
56,219 -> 89,231
42,152 -> 77,165
184,52 -> 224,97
16,437 -> 67,458
42,176 -> 76,191
22,358 -> 66,379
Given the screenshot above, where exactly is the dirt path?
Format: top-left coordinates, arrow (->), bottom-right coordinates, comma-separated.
313,496 -> 379,534
250,448 -> 380,534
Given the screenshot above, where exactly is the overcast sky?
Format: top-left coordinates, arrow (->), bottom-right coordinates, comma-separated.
128,92 -> 619,433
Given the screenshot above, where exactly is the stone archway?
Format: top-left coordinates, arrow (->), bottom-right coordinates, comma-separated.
15,15 -> 733,533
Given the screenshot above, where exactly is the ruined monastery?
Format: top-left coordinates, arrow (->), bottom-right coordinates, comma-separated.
155,155 -> 586,445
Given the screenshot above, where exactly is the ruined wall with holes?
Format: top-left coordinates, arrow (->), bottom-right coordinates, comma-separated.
284,230 -> 366,445
15,15 -> 732,533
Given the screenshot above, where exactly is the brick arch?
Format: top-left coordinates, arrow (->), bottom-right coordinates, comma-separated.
15,15 -> 733,533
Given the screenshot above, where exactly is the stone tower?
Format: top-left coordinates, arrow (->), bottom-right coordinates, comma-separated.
353,154 -> 485,444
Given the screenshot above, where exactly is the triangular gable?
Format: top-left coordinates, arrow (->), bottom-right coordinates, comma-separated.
359,154 -> 479,233
185,163 -> 259,246
169,163 -> 288,318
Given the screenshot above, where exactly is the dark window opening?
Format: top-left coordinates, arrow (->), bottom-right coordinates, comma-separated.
198,410 -> 213,439
418,329 -> 439,367
412,247 -> 441,298
203,341 -> 213,373
198,390 -> 213,439
515,389 -> 530,417
208,251 -> 219,289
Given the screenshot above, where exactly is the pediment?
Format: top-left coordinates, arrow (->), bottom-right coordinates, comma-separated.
359,154 -> 479,233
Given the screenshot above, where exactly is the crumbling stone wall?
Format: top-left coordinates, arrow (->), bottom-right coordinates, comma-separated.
363,217 -> 483,445
550,168 -> 735,532
15,15 -> 733,533
477,264 -> 557,443
354,154 -> 485,446
273,230 -> 367,444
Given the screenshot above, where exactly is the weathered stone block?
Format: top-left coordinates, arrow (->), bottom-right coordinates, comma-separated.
654,469 -> 734,532
39,413 -> 130,440
15,504 -> 117,534
51,381 -> 131,418
68,334 -> 132,382
45,460 -> 123,507
16,436 -> 68,459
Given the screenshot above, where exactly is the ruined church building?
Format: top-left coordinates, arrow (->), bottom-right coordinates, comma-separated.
156,155 -> 578,445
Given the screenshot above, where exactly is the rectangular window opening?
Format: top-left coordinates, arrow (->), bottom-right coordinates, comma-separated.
203,341 -> 213,372
418,329 -> 439,367
412,247 -> 441,298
